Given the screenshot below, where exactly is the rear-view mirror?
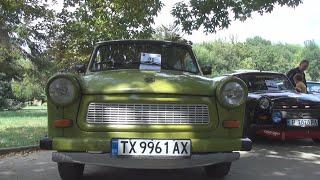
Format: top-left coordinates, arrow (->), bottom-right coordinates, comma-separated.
201,65 -> 212,75
75,64 -> 86,74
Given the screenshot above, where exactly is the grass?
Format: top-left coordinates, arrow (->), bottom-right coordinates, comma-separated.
0,105 -> 47,148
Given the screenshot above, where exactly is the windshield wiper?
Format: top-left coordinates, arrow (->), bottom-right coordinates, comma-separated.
160,67 -> 198,74
128,62 -> 199,74
140,61 -> 161,66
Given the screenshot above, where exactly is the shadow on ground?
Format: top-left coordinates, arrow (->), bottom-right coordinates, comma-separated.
81,139 -> 320,180
83,167 -> 212,180
230,138 -> 320,180
0,139 -> 319,180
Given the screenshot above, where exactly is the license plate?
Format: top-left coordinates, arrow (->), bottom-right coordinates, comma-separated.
287,119 -> 318,127
111,139 -> 191,157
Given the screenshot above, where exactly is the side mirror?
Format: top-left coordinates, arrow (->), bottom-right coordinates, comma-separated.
201,65 -> 212,75
75,64 -> 86,74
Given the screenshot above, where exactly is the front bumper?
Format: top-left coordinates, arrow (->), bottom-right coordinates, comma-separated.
40,138 -> 252,151
51,151 -> 240,169
251,124 -> 320,140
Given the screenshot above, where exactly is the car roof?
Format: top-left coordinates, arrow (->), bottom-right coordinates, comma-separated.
95,39 -> 192,48
228,70 -> 285,76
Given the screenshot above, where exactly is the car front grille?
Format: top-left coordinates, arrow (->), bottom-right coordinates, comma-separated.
86,103 -> 210,125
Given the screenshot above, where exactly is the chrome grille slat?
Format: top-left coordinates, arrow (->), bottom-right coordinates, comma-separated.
86,103 -> 210,125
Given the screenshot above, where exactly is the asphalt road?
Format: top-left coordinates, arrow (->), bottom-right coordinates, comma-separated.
0,139 -> 319,180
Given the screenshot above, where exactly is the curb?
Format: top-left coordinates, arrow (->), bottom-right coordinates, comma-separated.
0,145 -> 39,155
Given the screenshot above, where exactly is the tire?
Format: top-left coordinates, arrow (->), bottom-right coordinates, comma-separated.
204,162 -> 231,178
312,138 -> 320,143
57,162 -> 85,180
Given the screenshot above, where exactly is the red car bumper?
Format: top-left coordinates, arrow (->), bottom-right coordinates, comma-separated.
251,124 -> 320,140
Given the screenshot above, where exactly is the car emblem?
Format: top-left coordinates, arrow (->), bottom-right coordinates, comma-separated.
297,112 -> 304,118
144,76 -> 155,83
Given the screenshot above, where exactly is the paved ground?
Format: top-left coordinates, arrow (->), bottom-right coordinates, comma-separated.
0,139 -> 320,180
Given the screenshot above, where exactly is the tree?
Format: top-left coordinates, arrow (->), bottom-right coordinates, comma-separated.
50,0 -> 304,68
0,73 -> 13,110
193,40 -> 243,76
51,0 -> 163,68
0,0 -> 54,108
193,36 -> 304,78
244,37 -> 277,71
0,0 -> 54,76
172,0 -> 302,34
11,73 -> 46,102
302,40 -> 320,81
152,24 -> 189,44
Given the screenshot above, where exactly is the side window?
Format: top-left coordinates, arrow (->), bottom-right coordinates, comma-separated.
92,50 -> 102,71
92,47 -> 116,71
310,84 -> 320,93
184,53 -> 197,72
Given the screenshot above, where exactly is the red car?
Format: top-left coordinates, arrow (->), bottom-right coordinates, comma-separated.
232,71 -> 320,142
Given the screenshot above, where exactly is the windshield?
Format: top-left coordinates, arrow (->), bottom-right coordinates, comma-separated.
237,73 -> 294,92
90,42 -> 200,74
307,83 -> 320,93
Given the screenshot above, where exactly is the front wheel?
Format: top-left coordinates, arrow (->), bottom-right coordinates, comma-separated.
312,138 -> 320,143
204,162 -> 231,178
58,162 -> 84,180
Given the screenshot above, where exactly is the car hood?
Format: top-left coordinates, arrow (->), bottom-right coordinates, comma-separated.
79,70 -> 215,96
249,91 -> 320,105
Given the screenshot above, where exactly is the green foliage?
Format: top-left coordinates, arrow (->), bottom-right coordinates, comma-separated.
152,24 -> 189,43
301,40 -> 320,81
0,0 -> 54,109
193,36 -> 320,79
0,0 -> 313,110
0,0 -> 54,75
51,0 -> 163,68
172,0 -> 302,34
0,73 -> 13,110
11,75 -> 45,102
194,40 -> 245,76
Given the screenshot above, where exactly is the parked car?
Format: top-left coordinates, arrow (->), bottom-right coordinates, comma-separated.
307,81 -> 320,95
232,71 -> 320,142
40,40 -> 251,180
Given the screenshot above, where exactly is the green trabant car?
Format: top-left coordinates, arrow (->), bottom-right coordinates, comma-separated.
40,40 -> 251,180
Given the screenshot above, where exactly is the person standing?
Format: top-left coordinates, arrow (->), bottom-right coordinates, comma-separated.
287,60 -> 309,87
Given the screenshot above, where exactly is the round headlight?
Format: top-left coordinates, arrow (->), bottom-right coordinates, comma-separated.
48,77 -> 78,106
259,97 -> 270,109
220,81 -> 246,107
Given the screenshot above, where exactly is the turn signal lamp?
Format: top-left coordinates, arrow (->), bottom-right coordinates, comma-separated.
54,119 -> 73,128
223,120 -> 241,128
